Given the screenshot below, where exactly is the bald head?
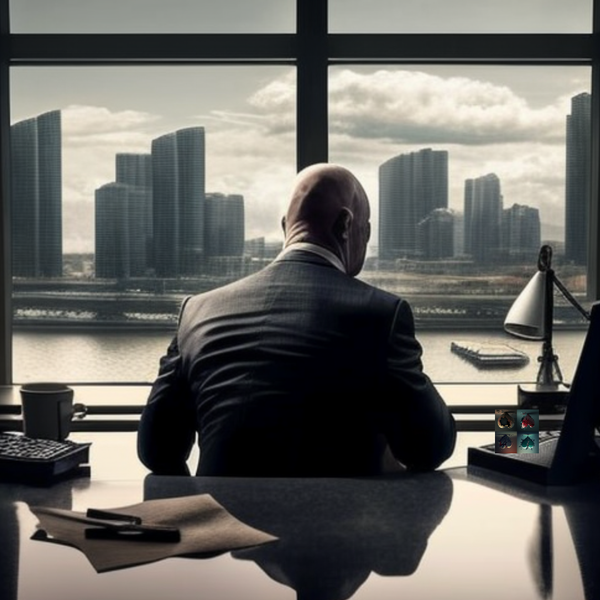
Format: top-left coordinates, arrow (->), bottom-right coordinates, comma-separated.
282,164 -> 371,276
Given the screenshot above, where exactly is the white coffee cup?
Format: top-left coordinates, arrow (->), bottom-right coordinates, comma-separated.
20,383 -> 87,440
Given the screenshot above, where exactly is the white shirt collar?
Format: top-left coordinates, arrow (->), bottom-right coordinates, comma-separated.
275,242 -> 347,273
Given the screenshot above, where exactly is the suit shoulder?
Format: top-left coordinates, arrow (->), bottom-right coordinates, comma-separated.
351,274 -> 405,308
181,267 -> 273,309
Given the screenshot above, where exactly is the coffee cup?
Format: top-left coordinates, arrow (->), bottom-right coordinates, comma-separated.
20,383 -> 87,440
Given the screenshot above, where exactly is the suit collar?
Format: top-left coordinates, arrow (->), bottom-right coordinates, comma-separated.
275,242 -> 346,273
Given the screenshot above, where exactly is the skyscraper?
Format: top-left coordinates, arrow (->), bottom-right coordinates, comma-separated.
565,92 -> 591,265
95,183 -> 130,279
116,153 -> 153,270
152,127 -> 205,277
379,148 -> 448,260
502,203 -> 541,261
95,181 -> 150,279
416,208 -> 454,260
205,193 -> 245,257
464,173 -> 503,264
10,110 -> 62,277
116,153 -> 152,188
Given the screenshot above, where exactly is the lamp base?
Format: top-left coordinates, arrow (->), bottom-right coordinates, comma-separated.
517,382 -> 570,414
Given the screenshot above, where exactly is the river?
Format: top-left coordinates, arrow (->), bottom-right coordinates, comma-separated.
13,328 -> 587,386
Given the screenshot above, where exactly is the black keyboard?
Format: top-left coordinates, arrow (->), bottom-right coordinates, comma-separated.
0,432 -> 91,484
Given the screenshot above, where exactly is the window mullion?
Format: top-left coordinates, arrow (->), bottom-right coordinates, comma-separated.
9,33 -> 295,63
329,33 -> 594,62
0,0 -> 12,385
588,2 -> 600,300
296,0 -> 328,170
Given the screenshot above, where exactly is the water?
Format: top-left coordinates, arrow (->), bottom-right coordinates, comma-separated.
13,328 -> 587,386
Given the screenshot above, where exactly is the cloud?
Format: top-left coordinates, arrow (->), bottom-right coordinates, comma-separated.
331,69 -> 571,144
249,68 -> 572,145
247,70 -> 295,134
205,125 -> 295,242
196,110 -> 271,129
61,106 -> 160,204
63,104 -> 160,135
62,104 -> 160,151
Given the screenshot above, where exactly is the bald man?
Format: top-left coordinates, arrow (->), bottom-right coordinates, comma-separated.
138,164 -> 456,476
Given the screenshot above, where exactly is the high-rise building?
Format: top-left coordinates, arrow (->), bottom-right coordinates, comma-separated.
464,173 -> 503,264
502,203 -> 541,261
10,110 -> 62,277
452,211 -> 465,258
416,208 -> 454,260
116,153 -> 153,269
152,127 -> 205,277
95,181 -> 149,279
95,183 -> 130,279
565,92 -> 591,265
116,153 -> 152,188
205,193 -> 245,257
379,148 -> 448,260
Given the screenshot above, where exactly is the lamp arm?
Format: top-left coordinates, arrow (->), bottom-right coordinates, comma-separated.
537,339 -> 564,385
552,274 -> 591,321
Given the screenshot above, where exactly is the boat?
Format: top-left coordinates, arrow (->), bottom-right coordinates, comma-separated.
450,340 -> 530,369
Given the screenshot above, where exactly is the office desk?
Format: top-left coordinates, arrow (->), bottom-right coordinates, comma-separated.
1,466 -> 598,600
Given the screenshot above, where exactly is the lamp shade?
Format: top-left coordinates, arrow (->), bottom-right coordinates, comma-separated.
504,271 -> 549,340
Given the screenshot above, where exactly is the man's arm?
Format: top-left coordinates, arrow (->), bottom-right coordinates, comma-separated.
381,300 -> 457,471
137,335 -> 196,475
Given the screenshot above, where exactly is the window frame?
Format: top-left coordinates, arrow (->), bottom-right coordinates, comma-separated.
1,0 -> 599,384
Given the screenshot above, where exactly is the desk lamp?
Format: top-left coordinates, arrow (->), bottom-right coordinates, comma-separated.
504,245 -> 590,413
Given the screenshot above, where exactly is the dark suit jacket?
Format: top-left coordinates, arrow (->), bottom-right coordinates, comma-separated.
137,249 -> 456,476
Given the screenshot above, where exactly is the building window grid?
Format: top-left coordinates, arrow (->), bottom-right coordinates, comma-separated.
0,0 -> 599,384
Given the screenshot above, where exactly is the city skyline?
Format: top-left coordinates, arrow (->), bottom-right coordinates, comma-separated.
10,89 -> 587,277
10,64 -> 591,255
379,155 -> 543,264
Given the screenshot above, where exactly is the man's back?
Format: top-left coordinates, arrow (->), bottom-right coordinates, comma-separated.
175,250 -> 452,475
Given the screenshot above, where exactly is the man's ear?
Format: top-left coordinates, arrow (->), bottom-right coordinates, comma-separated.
332,208 -> 353,242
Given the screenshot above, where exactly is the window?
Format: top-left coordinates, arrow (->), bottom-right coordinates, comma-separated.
329,64 -> 592,381
1,0 -> 598,385
9,0 -> 295,33
329,0 -> 593,33
10,66 -> 295,382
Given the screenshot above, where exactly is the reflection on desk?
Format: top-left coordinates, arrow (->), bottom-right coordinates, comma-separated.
1,470 -> 598,600
145,474 -> 452,600
466,466 -> 600,600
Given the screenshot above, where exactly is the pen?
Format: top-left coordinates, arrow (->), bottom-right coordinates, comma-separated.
32,506 -> 180,543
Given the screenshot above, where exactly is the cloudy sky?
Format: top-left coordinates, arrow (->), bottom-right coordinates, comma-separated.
8,1 -> 592,253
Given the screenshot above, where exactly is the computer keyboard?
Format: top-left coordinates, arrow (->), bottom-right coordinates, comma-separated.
0,432 -> 91,484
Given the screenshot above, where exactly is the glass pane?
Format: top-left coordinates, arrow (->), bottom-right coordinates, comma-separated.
329,65 -> 591,383
330,0 -> 592,33
11,66 -> 296,383
10,0 -> 294,33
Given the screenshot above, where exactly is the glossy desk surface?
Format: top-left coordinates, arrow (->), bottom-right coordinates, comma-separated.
1,442 -> 599,600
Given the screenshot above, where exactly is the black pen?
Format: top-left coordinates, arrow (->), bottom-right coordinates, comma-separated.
84,524 -> 180,542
